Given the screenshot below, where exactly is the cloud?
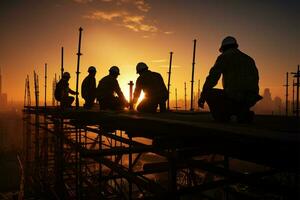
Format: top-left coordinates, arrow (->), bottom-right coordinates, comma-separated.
73,0 -> 93,3
151,59 -> 167,63
74,0 -> 150,12
85,10 -> 158,33
84,11 -> 126,21
164,31 -> 174,35
133,0 -> 151,12
78,0 -> 171,36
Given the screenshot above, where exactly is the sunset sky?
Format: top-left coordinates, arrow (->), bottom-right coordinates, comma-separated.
0,0 -> 299,106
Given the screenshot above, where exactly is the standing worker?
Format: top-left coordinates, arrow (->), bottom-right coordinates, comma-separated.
81,66 -> 97,109
133,62 -> 168,112
198,36 -> 262,122
96,66 -> 128,110
55,72 -> 78,108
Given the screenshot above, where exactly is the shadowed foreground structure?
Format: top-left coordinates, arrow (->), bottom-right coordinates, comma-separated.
21,107 -> 299,199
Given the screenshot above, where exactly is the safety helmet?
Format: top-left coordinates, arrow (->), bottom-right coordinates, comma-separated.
62,72 -> 70,78
219,36 -> 238,52
136,62 -> 148,74
109,66 -> 120,75
88,66 -> 96,73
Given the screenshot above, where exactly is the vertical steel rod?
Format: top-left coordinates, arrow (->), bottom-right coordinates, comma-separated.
45,63 -> 47,107
75,27 -> 83,109
292,79 -> 295,114
61,47 -> 64,79
297,65 -> 299,118
128,81 -> 134,110
284,72 -> 289,116
190,39 -> 197,111
167,52 -> 173,110
184,82 -> 187,111
175,88 -> 178,111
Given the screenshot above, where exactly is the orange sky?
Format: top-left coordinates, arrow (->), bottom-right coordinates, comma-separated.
0,0 -> 299,108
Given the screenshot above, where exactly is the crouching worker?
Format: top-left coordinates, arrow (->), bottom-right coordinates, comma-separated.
133,62 -> 168,113
81,66 -> 97,109
96,66 -> 128,110
55,72 -> 77,108
198,36 -> 262,123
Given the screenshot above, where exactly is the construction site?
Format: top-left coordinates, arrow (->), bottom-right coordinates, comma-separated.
18,27 -> 300,200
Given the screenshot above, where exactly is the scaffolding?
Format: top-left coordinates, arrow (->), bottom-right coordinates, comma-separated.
21,106 -> 300,200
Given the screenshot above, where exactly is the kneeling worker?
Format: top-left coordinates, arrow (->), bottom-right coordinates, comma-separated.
133,62 -> 168,112
96,66 -> 128,110
81,66 -> 97,109
55,72 -> 77,108
198,36 -> 262,122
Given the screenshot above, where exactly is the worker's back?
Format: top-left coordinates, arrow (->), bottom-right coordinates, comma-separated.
81,75 -> 96,99
136,70 -> 168,101
55,79 -> 68,101
97,74 -> 125,102
219,48 -> 259,101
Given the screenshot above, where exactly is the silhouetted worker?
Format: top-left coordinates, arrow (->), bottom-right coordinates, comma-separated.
96,66 -> 128,110
133,62 -> 168,112
198,36 -> 262,122
55,72 -> 77,108
81,66 -> 97,109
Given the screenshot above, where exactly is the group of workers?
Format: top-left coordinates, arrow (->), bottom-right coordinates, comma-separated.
55,62 -> 168,112
55,36 -> 262,123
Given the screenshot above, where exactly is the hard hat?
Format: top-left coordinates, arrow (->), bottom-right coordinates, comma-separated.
62,72 -> 70,78
219,36 -> 238,52
88,66 -> 96,73
136,62 -> 148,74
109,66 -> 120,75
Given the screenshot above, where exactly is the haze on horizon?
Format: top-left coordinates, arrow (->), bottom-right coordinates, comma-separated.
0,0 -> 299,106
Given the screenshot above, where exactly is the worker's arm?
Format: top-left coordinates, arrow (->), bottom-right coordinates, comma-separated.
68,88 -> 78,95
133,78 -> 142,104
198,56 -> 223,108
115,80 -> 128,105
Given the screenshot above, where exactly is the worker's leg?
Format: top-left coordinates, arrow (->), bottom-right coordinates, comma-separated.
204,89 -> 231,122
99,100 -> 109,110
137,99 -> 157,113
60,96 -> 74,108
110,97 -> 125,111
235,104 -> 254,123
159,101 -> 167,112
68,96 -> 75,107
83,97 -> 95,109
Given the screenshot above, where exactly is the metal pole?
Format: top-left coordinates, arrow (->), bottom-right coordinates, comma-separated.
292,79 -> 295,114
190,39 -> 197,111
55,73 -> 57,106
184,82 -> 187,111
24,77 -> 27,107
284,72 -> 289,116
128,81 -> 134,110
197,79 -> 200,100
175,88 -> 178,111
61,47 -> 64,79
27,75 -> 31,106
34,71 -> 39,108
75,27 -> 83,109
44,63 -> 47,107
0,67 -> 2,94
167,52 -> 173,110
296,65 -> 299,118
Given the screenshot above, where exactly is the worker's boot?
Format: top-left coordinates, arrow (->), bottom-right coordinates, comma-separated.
237,110 -> 254,123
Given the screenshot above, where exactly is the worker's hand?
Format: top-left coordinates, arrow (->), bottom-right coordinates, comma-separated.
124,100 -> 130,108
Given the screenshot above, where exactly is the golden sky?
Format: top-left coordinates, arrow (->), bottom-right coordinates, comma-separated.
0,0 -> 299,107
